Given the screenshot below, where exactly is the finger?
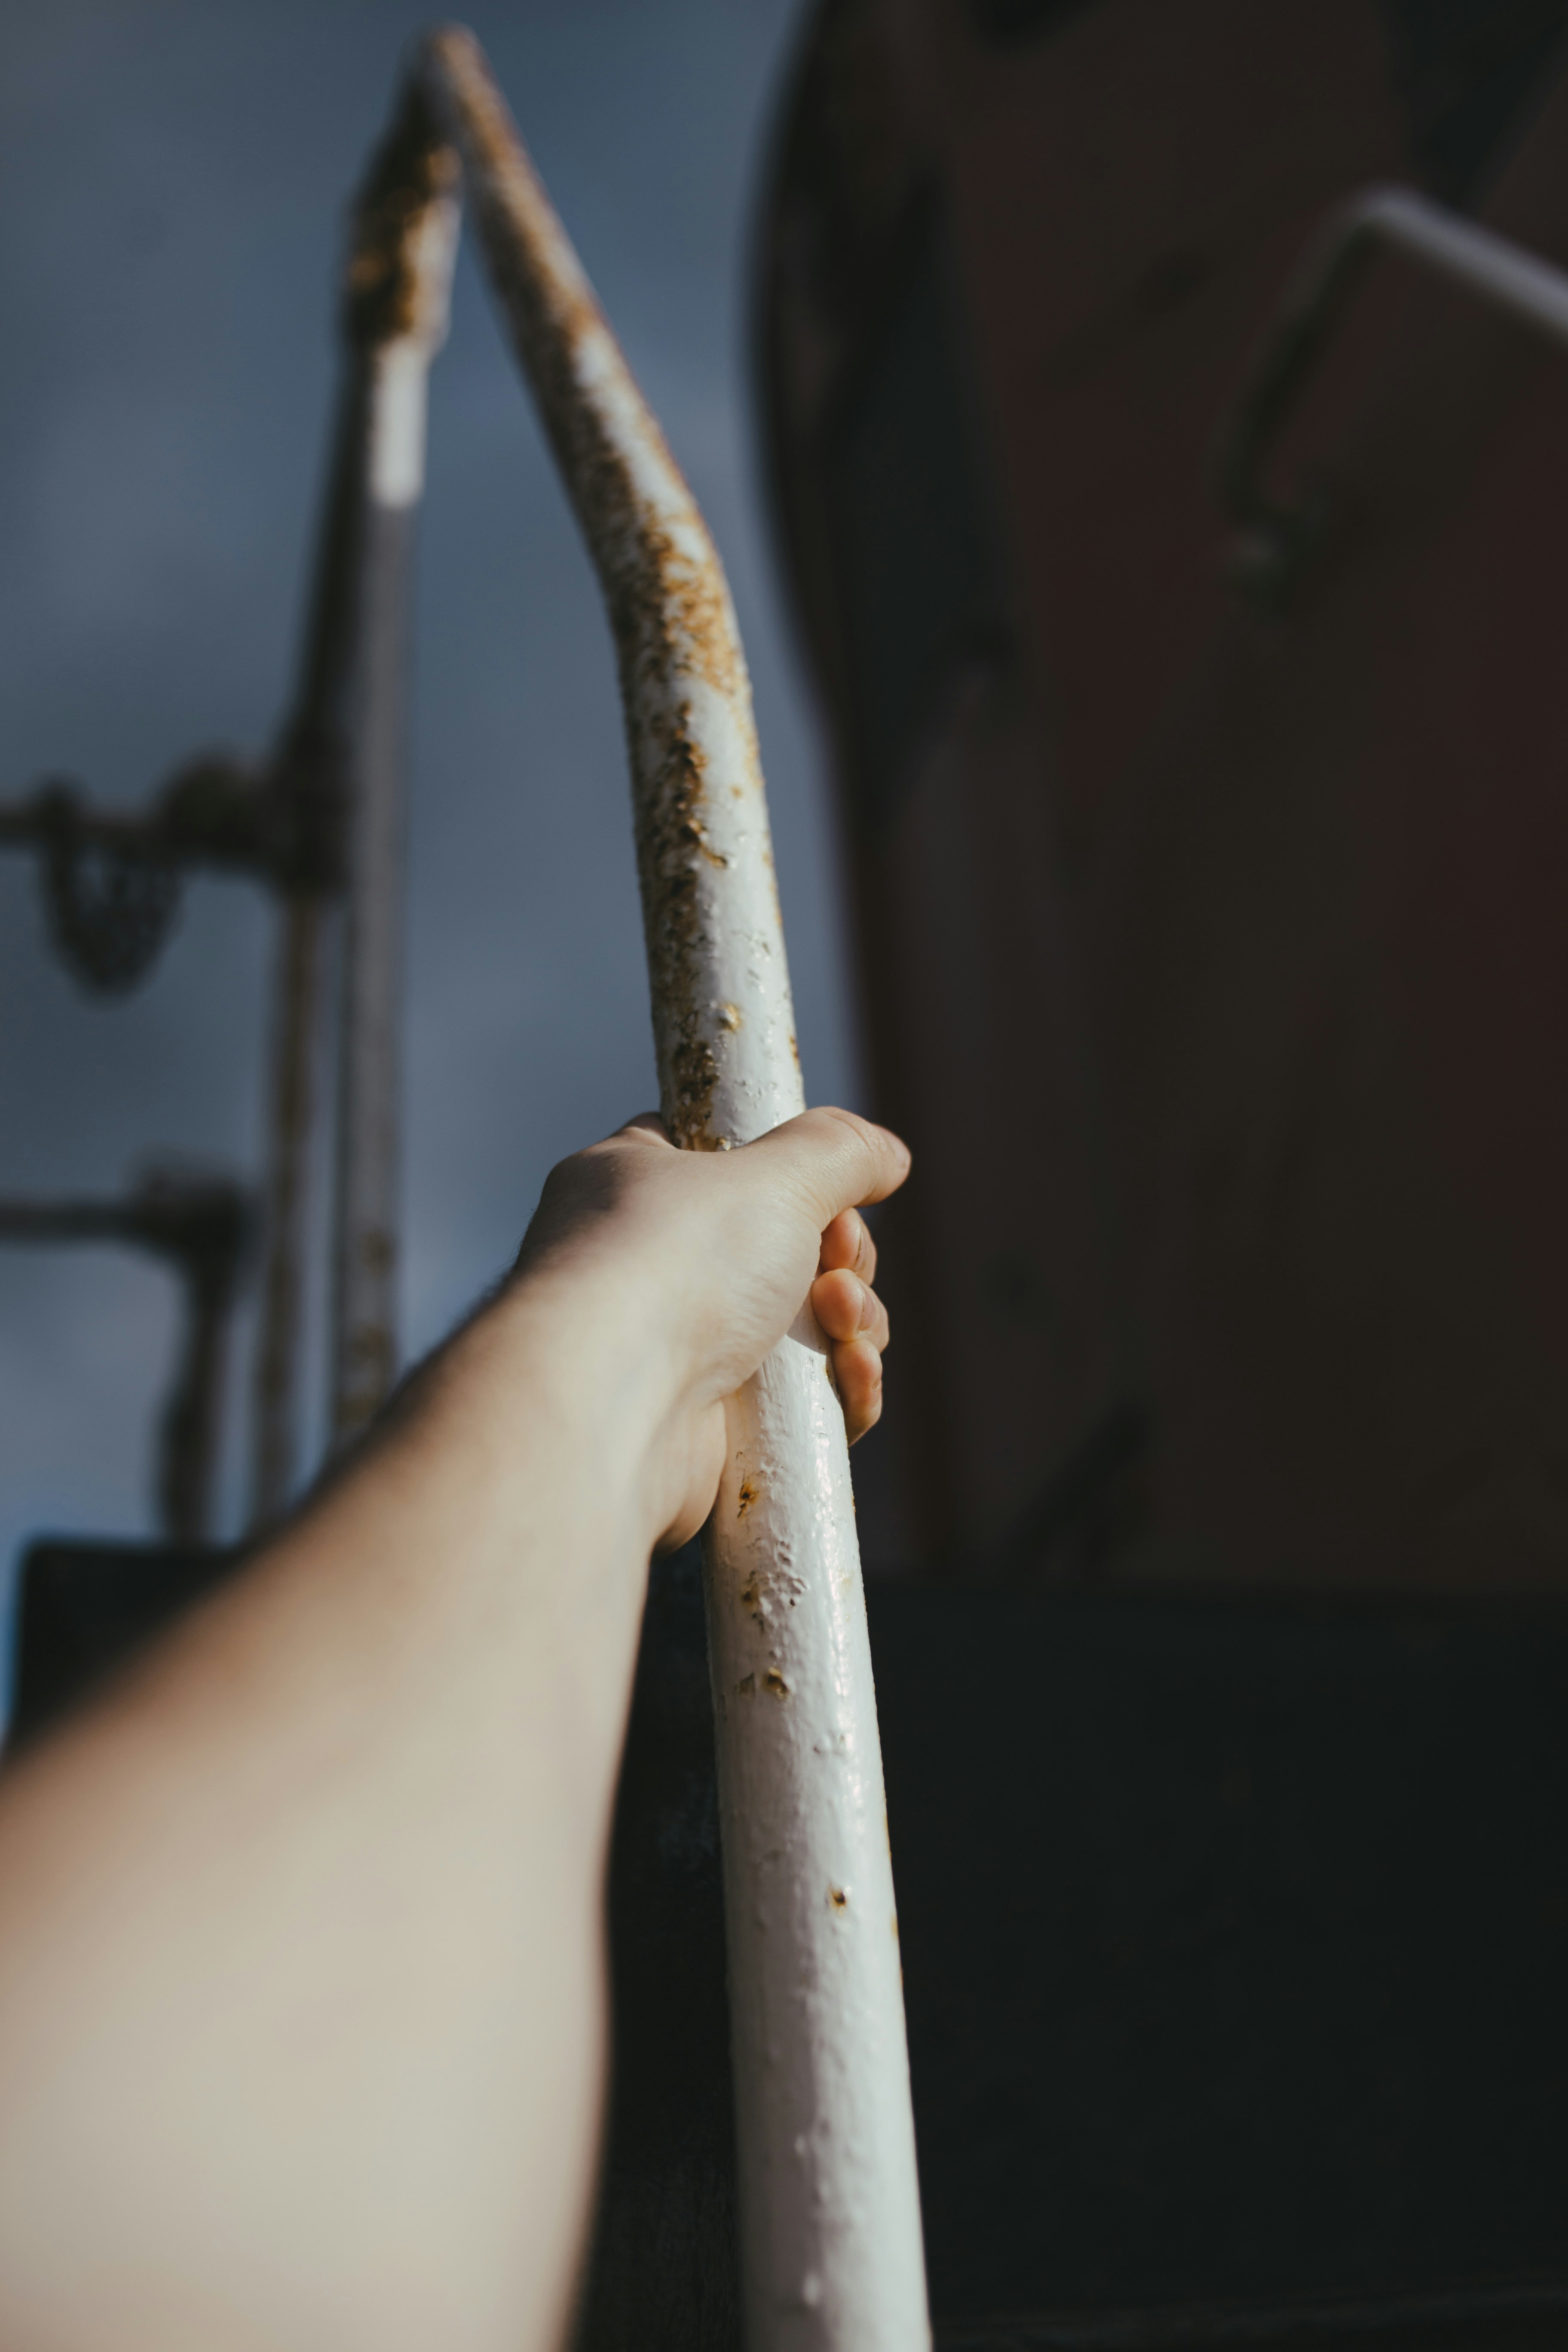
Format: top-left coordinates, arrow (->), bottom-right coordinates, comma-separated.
818,1207 -> 877,1285
833,1335 -> 883,1444
743,1106 -> 911,1229
812,1269 -> 889,1354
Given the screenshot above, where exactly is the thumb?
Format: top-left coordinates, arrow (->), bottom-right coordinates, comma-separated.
739,1106 -> 911,1228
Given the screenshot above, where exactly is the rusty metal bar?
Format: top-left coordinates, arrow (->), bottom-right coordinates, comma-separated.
325,90 -> 459,1447
419,31 -> 930,2349
1218,182 -> 1568,604
247,185 -> 406,1519
249,890 -> 325,1523
248,381 -> 356,1521
0,1176 -> 251,1545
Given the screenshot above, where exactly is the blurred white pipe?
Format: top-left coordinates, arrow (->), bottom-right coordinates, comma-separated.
420,29 -> 930,2349
251,888 -> 323,1522
330,102 -> 459,1445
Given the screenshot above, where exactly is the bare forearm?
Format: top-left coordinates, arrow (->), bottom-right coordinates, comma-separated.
0,1106 -> 910,2351
0,1283 -> 661,2352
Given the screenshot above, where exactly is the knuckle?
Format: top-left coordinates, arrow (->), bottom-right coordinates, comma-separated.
818,1104 -> 877,1156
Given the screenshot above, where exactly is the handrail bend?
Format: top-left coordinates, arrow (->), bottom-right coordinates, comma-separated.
1217,183 -> 1568,604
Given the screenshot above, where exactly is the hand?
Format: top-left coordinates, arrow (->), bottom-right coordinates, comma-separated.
507,1106 -> 911,1548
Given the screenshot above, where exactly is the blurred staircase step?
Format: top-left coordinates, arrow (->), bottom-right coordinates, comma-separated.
8,1537 -> 237,1749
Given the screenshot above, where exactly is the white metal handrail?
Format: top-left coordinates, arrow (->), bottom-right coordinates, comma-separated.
323,26 -> 931,2348
326,92 -> 460,1450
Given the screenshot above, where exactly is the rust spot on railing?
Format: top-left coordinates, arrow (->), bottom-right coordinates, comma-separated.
345,85 -> 457,349
630,713 -> 723,1145
420,26 -> 766,1151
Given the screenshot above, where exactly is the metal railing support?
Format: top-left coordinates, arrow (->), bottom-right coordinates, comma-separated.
0,755 -> 267,995
419,31 -> 930,2348
327,94 -> 459,1446
250,890 -> 326,1522
0,1176 -> 251,1544
248,364 -> 367,1523
1218,183 -> 1568,605
248,126 -> 444,1514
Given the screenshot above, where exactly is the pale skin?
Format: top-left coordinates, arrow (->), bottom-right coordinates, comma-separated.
0,1104 -> 909,2352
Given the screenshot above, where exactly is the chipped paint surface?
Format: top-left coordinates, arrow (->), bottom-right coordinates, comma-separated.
422,27 -> 799,1154
420,31 -> 929,2352
344,88 -> 460,350
704,1306 -> 929,2350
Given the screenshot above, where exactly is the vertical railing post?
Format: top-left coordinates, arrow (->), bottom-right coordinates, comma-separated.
328,97 -> 459,1447
420,32 -> 930,2349
0,1180 -> 251,1547
251,891 -> 326,1523
250,100 -> 459,1507
250,342 -> 372,1527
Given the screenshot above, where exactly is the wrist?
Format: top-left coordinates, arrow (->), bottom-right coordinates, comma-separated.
440,1254 -> 690,1548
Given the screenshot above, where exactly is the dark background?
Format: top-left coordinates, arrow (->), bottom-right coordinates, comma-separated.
0,0 -> 855,1608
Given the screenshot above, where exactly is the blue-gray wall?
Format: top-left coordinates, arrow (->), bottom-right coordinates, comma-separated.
0,0 -> 857,1602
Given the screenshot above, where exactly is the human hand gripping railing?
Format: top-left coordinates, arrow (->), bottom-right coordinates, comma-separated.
409,28 -> 931,2350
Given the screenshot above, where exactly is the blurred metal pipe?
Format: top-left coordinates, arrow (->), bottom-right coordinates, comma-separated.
0,1177 -> 251,1546
324,89 -> 459,1449
250,889 -> 325,1523
420,30 -> 930,2349
0,758 -> 266,998
247,178 -> 414,1519
0,757 -> 262,867
248,373 -> 361,1523
1219,182 -> 1568,603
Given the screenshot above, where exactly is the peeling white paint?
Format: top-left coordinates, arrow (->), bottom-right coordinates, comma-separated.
422,30 -> 929,2349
